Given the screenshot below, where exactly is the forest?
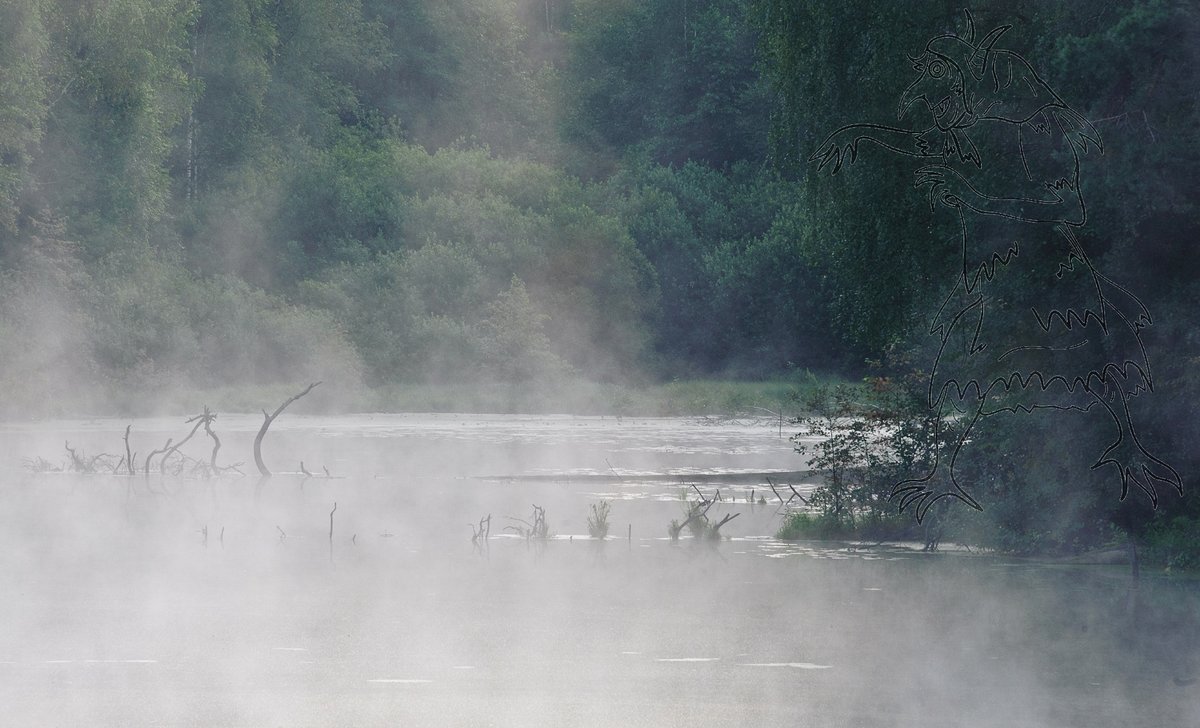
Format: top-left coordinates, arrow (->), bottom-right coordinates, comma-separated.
1,0 -> 1197,559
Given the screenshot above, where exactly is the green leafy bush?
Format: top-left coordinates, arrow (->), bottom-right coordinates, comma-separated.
1145,517 -> 1200,571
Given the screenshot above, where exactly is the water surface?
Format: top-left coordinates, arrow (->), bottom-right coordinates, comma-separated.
0,414 -> 1195,726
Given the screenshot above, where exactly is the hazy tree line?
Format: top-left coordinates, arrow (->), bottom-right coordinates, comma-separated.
1,1 -> 1197,553
0,0 -> 827,411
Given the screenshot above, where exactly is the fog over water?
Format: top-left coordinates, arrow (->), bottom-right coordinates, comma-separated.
2,1 -> 1196,725
1,414 -> 1196,726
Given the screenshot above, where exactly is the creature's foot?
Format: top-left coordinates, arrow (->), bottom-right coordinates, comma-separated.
1093,436 -> 1183,507
891,465 -> 983,523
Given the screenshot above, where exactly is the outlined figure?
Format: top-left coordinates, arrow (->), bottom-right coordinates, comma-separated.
810,10 -> 1182,521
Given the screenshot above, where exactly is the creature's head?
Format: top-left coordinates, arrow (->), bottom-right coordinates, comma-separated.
898,12 -> 1011,130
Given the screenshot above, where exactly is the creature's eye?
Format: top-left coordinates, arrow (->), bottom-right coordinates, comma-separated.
929,59 -> 946,78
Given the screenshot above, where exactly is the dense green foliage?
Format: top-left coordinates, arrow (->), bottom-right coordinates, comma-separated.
0,0 -> 833,414
760,1 -> 1199,561
0,0 -> 1195,558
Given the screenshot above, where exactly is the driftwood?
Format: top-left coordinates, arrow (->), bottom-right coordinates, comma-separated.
254,382 -> 321,476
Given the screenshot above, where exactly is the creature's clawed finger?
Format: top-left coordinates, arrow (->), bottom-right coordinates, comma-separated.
1093,435 -> 1183,506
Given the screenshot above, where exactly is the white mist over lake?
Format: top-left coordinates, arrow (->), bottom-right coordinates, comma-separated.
0,414 -> 1195,726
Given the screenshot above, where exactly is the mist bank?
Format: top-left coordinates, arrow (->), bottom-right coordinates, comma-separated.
0,367 -> 823,420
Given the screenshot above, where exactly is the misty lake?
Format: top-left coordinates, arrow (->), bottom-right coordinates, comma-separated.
1,414 -> 1197,727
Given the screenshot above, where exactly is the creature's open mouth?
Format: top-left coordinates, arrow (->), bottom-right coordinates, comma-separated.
932,95 -> 953,120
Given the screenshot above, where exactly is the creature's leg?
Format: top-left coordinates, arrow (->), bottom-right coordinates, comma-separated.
891,398 -> 986,523
1090,382 -> 1183,507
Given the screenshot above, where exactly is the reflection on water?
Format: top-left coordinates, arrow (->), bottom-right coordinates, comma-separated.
0,414 -> 1197,727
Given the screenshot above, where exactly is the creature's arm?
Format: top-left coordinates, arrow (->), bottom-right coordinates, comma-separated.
810,124 -> 940,174
915,110 -> 1095,225
915,163 -> 1086,225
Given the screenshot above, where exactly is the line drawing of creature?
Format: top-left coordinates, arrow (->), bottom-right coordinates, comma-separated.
809,10 -> 1182,521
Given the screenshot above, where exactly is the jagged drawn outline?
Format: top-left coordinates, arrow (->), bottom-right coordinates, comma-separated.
808,9 -> 1182,522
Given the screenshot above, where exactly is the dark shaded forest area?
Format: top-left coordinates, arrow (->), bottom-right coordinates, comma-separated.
1,1 -> 1197,555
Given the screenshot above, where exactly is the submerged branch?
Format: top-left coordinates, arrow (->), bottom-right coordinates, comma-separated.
254,382 -> 322,477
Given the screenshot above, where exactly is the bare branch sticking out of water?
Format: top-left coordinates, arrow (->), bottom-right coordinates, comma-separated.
709,512 -> 740,539
605,458 -> 623,481
63,442 -> 117,473
22,456 -> 61,472
64,441 -> 83,471
123,425 -> 135,475
505,505 -> 548,540
669,486 -> 737,541
787,483 -> 811,507
145,438 -> 173,475
160,416 -> 207,474
200,408 -> 221,471
471,515 -> 492,544
254,382 -> 322,477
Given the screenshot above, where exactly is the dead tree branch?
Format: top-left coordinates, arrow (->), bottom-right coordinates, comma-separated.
709,512 -> 740,539
470,514 -> 492,544
254,382 -> 322,477
145,438 -> 173,475
63,442 -> 116,473
64,441 -> 84,471
201,407 -> 221,471
160,415 -> 207,474
123,425 -> 135,475
505,504 -> 547,539
766,477 -> 786,504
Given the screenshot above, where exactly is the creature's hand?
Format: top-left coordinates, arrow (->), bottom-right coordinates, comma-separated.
809,127 -> 863,175
914,165 -> 979,211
